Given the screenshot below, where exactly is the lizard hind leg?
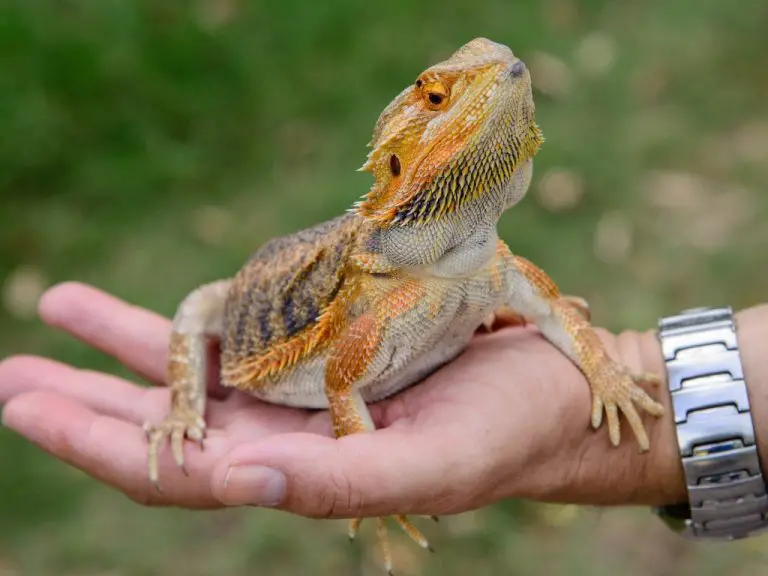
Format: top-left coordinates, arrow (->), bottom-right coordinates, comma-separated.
481,296 -> 588,332
326,310 -> 432,574
144,279 -> 232,489
333,390 -> 432,574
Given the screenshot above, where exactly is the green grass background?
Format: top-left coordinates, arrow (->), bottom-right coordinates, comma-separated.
1,0 -> 767,574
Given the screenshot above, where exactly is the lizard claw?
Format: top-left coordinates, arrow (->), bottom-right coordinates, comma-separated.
350,515 -> 433,574
144,409 -> 206,489
632,372 -> 664,388
589,363 -> 665,451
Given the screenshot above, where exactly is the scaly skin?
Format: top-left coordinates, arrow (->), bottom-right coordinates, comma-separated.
143,38 -> 665,574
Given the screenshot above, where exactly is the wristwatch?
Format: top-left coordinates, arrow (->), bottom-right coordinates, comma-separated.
655,306 -> 768,538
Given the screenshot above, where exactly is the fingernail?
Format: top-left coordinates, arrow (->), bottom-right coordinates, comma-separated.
221,465 -> 286,507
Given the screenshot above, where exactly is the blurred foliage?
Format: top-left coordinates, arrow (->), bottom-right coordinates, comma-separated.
1,0 -> 767,574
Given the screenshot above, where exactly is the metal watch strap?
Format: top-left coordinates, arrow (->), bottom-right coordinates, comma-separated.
656,306 -> 768,539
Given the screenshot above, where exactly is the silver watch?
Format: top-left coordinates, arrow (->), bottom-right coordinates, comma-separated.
655,306 -> 768,539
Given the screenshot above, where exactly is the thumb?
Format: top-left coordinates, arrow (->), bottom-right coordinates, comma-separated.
209,429 -> 473,518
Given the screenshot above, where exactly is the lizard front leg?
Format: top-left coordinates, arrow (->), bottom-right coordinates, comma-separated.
325,283 -> 433,574
496,242 -> 664,450
144,279 -> 231,488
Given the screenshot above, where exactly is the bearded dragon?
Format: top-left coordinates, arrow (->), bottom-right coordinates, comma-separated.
143,38 -> 665,573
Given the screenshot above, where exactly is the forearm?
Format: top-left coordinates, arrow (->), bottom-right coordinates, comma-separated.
516,304 -> 768,508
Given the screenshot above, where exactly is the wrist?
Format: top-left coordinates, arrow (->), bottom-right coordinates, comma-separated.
623,304 -> 768,508
510,324 -> 680,507
521,304 -> 768,508
733,305 -> 768,471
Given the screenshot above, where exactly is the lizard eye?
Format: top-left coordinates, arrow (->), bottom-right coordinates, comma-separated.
422,81 -> 450,110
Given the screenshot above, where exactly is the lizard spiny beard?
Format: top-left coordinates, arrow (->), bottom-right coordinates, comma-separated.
389,93 -> 542,226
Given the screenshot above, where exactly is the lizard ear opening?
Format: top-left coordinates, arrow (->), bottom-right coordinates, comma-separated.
389,154 -> 401,177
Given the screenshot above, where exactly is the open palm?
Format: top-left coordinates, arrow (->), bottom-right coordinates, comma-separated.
0,282 -> 662,518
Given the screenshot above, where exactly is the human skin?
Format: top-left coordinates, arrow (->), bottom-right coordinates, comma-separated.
0,282 -> 766,519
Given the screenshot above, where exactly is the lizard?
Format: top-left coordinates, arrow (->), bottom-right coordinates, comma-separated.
143,37 -> 665,573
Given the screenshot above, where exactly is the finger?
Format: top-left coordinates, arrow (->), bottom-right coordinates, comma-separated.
0,391 -> 227,509
562,295 -> 591,321
38,282 -> 171,385
210,426 -> 482,518
0,355 -> 165,425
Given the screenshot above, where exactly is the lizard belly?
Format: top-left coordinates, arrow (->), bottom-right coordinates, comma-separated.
359,306 -> 482,403
243,355 -> 329,408
244,272 -> 503,408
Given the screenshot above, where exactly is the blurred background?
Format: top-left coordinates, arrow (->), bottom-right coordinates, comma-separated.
1,0 -> 767,574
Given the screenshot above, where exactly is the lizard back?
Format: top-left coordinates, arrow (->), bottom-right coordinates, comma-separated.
220,212 -> 359,388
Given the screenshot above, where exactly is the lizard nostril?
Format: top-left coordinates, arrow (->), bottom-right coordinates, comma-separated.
510,60 -> 526,78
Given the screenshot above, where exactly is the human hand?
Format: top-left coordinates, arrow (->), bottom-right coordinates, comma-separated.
7,284 -> 765,519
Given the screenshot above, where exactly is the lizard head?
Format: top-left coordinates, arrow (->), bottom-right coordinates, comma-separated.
356,37 -> 543,225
